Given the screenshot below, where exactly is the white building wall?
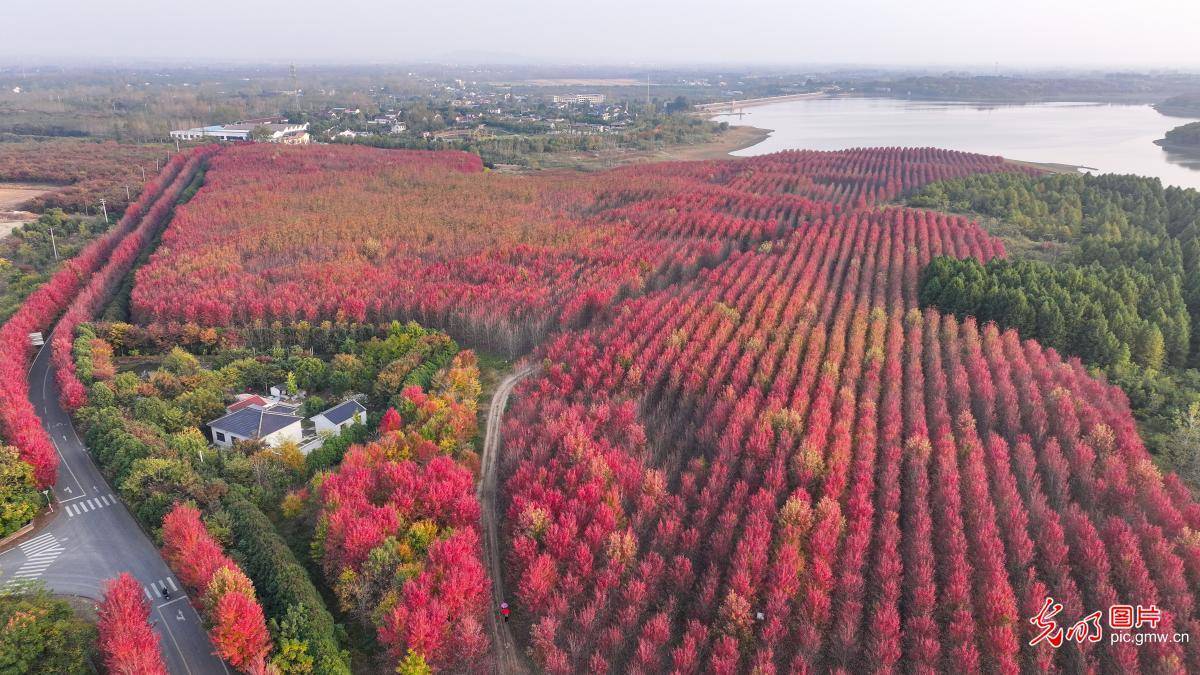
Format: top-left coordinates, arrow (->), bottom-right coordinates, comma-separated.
313,415 -> 337,435
314,411 -> 365,436
262,422 -> 304,448
211,428 -> 249,448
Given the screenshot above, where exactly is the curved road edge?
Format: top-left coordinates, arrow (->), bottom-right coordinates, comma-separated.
478,364 -> 538,675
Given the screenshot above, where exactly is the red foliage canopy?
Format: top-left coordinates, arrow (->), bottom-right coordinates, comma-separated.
0,145 -> 211,487
160,503 -> 274,672
97,572 -> 168,675
477,150 -> 1200,673
210,590 -> 273,674
130,144 -> 1023,356
316,433 -> 491,671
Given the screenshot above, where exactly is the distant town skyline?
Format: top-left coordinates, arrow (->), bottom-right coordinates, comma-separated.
3,0 -> 1199,69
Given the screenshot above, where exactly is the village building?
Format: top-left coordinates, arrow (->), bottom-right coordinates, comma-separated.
208,406 -> 303,448
170,120 -> 310,144
312,400 -> 368,435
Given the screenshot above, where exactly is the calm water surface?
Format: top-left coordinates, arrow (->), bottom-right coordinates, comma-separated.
720,98 -> 1200,190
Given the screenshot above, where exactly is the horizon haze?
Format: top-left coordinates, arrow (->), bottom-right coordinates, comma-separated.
3,0 -> 1200,69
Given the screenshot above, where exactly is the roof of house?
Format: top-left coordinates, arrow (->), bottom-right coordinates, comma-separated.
222,122 -> 304,132
227,395 -> 268,413
264,402 -> 301,415
316,400 -> 367,426
210,407 -> 302,439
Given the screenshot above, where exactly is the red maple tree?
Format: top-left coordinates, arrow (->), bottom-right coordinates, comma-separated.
97,572 -> 168,675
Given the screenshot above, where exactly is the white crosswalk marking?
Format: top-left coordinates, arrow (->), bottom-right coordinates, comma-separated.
65,493 -> 119,517
141,578 -> 180,601
3,534 -> 65,588
19,533 -> 54,549
20,534 -> 57,554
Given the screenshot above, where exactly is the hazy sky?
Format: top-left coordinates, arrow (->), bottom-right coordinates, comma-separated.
3,0 -> 1199,68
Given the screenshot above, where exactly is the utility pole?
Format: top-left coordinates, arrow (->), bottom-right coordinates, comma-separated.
48,226 -> 59,261
125,184 -> 131,201
99,198 -> 108,224
140,166 -> 146,182
290,63 -> 300,111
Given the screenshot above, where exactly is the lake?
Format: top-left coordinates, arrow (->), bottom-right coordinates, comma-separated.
718,97 -> 1200,190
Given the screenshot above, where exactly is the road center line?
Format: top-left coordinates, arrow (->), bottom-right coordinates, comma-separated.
155,604 -> 195,675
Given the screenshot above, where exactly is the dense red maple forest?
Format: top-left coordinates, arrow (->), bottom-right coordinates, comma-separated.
29,141 -> 1195,671
130,143 -> 1018,356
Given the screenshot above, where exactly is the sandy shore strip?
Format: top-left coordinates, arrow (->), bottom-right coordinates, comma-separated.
1007,158 -> 1097,174
696,91 -> 827,113
658,124 -> 773,160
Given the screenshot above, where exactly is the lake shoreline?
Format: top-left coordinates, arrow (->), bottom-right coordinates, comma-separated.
1007,158 -> 1093,174
1155,138 -> 1200,152
696,92 -> 826,113
691,124 -> 774,157
710,96 -> 1200,189
710,115 -> 1099,174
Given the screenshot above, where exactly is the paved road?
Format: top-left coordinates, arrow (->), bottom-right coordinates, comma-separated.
478,364 -> 538,675
0,333 -> 228,674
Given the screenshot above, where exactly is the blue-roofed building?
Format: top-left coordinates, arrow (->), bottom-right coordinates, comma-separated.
208,405 -> 303,448
312,400 -> 367,435
170,120 -> 309,143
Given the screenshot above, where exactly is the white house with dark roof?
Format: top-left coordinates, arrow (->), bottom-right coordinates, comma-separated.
312,400 -> 367,435
209,406 -> 303,448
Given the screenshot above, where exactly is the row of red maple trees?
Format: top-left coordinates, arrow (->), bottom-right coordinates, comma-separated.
0,145 -> 211,488
127,144 -> 1024,356
51,145 -> 218,412
161,502 -> 275,672
93,502 -> 276,674
495,158 -> 1200,672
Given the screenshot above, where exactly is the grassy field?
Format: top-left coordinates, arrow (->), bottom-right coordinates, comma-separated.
506,123 -> 771,171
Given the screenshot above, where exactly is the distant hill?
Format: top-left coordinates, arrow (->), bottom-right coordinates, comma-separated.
1156,120 -> 1200,150
1155,92 -> 1200,117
